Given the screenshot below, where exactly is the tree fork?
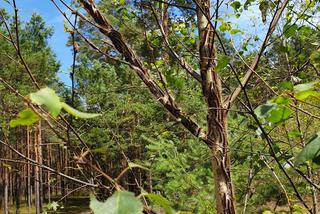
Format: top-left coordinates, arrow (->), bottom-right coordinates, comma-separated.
78,0 -> 237,212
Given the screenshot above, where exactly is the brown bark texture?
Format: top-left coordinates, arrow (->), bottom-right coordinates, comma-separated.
196,0 -> 236,213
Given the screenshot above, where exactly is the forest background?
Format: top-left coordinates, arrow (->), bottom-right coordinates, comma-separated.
0,0 -> 320,214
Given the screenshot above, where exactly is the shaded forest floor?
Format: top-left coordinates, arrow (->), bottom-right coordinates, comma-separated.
6,196 -> 91,214
5,197 -> 317,213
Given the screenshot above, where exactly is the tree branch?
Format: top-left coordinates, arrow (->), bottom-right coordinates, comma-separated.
77,0 -> 208,144
228,0 -> 289,105
149,4 -> 201,82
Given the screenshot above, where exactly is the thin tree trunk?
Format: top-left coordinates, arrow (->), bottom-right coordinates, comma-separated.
34,123 -> 41,214
48,144 -> 52,204
197,1 -> 236,213
242,141 -> 254,214
161,0 -> 169,62
4,161 -> 9,214
3,131 -> 9,214
9,148 -> 13,206
57,146 -> 61,197
27,126 -> 32,212
15,170 -> 21,214
15,128 -> 21,214
308,163 -> 318,213
37,121 -> 43,212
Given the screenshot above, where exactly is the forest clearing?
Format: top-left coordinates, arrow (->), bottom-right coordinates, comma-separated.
0,0 -> 320,213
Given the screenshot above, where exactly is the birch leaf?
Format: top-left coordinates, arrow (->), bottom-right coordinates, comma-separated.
90,191 -> 143,214
29,87 -> 62,117
61,102 -> 101,119
10,108 -> 40,127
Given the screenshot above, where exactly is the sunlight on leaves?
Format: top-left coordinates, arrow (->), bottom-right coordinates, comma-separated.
294,81 -> 319,93
294,81 -> 320,100
216,54 -> 229,72
10,108 -> 40,127
47,201 -> 59,211
90,191 -> 143,214
29,87 -> 101,119
61,102 -> 101,119
295,132 -> 320,165
29,87 -> 62,117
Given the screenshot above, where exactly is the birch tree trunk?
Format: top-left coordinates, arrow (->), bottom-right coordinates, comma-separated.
197,1 -> 236,213
34,121 -> 43,214
37,121 -> 43,212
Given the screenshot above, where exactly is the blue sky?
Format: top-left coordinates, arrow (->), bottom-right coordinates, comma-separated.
1,0 -> 73,86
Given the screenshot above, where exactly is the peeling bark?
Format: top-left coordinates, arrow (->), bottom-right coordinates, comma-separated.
197,0 -> 236,213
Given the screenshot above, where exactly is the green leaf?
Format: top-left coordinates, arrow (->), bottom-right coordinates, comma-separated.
29,87 -> 62,117
273,96 -> 291,105
298,26 -> 312,39
230,1 -> 241,11
10,108 -> 40,127
311,50 -> 320,64
295,132 -> 320,165
278,45 -> 289,53
288,130 -> 302,138
259,1 -> 269,23
266,106 -> 292,123
255,104 -> 292,123
244,0 -> 255,9
254,103 -> 277,118
295,90 -> 320,100
293,81 -> 320,100
61,102 -> 101,119
90,191 -> 143,214
155,60 -> 164,66
311,49 -> 320,69
292,204 -> 303,213
144,193 -> 174,214
219,22 -> 231,32
216,55 -> 229,71
284,23 -> 298,38
279,81 -> 293,90
230,29 -> 242,35
294,81 -> 319,93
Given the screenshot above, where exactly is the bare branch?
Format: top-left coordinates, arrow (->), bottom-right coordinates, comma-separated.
149,4 -> 201,82
228,0 -> 289,105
